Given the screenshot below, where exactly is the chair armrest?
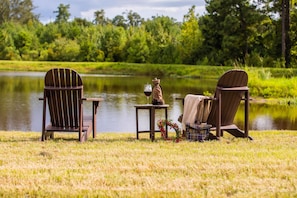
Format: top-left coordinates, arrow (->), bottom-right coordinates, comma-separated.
82,98 -> 104,115
204,97 -> 214,101
176,95 -> 213,100
176,95 -> 214,106
217,86 -> 249,91
82,98 -> 104,102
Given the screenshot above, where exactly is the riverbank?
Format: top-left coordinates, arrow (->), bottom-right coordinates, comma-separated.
1,60 -> 297,77
0,131 -> 296,197
1,60 -> 297,102
0,60 -> 232,78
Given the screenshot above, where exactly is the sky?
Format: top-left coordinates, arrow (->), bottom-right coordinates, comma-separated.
32,0 -> 206,24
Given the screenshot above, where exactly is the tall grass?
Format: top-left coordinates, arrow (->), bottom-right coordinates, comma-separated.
2,61 -> 297,99
3,60 -> 297,102
0,131 -> 296,197
247,69 -> 297,101
0,60 -> 230,78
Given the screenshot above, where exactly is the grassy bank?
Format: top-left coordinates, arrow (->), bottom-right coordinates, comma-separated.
1,60 -> 297,102
0,131 -> 296,197
0,60 -> 230,78
1,60 -> 297,78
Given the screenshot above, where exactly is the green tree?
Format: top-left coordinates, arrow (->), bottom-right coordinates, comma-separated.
290,5 -> 297,66
112,15 -> 127,28
281,0 -> 291,67
73,17 -> 93,27
0,22 -> 19,59
101,25 -> 127,62
65,20 -> 84,40
54,4 -> 70,23
256,0 -> 296,67
0,0 -> 10,24
200,0 -> 263,65
144,16 -> 181,63
0,0 -> 37,24
93,9 -> 107,25
77,25 -> 105,62
10,22 -> 40,60
14,29 -> 33,58
125,27 -> 149,63
179,6 -> 203,64
48,37 -> 80,61
38,22 -> 60,44
125,10 -> 143,27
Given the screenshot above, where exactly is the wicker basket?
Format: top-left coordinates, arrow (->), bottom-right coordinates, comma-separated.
185,123 -> 212,142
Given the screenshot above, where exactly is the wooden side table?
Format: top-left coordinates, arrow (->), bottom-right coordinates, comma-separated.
135,104 -> 169,141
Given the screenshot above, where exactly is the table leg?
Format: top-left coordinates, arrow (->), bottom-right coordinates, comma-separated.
165,107 -> 168,138
92,101 -> 99,138
150,107 -> 155,141
136,108 -> 139,139
244,90 -> 249,138
216,91 -> 222,138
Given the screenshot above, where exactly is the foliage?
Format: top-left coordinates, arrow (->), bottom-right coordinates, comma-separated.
54,4 -> 71,23
125,27 -> 150,63
247,68 -> 297,98
93,9 -> 107,25
0,0 -> 37,25
48,37 -> 80,61
180,6 -> 203,64
290,7 -> 297,66
144,16 -> 181,64
0,2 -> 297,67
101,25 -> 127,62
200,0 -> 269,65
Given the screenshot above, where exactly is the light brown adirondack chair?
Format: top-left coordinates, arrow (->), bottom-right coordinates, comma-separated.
40,68 -> 103,142
185,69 -> 252,140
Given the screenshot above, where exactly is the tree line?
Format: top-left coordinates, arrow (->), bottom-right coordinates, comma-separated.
0,0 -> 297,67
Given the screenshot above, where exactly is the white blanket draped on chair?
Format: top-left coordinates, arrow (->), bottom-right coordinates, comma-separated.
181,94 -> 210,132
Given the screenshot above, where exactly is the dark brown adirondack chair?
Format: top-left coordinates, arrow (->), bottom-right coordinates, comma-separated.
207,69 -> 252,140
40,68 -> 103,142
184,69 -> 252,140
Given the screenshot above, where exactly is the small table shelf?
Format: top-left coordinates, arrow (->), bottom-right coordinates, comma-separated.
135,104 -> 169,141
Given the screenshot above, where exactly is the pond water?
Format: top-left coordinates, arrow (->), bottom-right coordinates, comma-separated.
0,71 -> 296,133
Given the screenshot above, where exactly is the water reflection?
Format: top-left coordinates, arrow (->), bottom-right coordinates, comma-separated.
0,71 -> 296,133
252,115 -> 276,130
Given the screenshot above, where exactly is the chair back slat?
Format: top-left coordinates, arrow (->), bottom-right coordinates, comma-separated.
44,68 -> 83,128
207,70 -> 248,126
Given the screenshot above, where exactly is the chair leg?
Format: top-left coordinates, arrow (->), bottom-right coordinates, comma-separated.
80,132 -> 86,142
88,125 -> 92,140
41,131 -> 52,141
41,132 -> 45,141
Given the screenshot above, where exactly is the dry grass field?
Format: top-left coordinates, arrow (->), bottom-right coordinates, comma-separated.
0,131 -> 296,197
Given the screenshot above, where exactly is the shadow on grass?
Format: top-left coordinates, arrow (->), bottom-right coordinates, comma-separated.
0,131 -> 224,143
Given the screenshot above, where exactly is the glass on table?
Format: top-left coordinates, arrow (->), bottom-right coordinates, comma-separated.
144,83 -> 152,104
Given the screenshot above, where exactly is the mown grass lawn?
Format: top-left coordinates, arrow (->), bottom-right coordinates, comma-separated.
0,131 -> 296,197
